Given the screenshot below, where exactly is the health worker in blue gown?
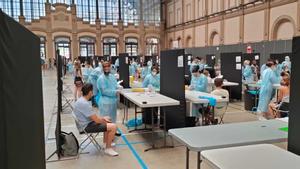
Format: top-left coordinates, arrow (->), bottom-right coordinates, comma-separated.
257,60 -> 279,120
97,62 -> 119,123
189,66 -> 208,118
142,65 -> 160,90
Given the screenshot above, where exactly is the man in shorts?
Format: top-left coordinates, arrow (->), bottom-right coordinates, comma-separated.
73,83 -> 119,156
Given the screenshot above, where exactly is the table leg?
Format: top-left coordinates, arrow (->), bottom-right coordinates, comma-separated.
122,96 -> 126,124
134,105 -> 137,130
186,147 -> 189,169
145,107 -> 155,152
197,151 -> 201,169
163,107 -> 167,146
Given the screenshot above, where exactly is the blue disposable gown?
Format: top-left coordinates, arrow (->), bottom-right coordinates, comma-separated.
141,67 -> 150,79
88,67 -> 103,95
129,62 -> 137,76
190,74 -> 208,92
115,58 -> 119,67
260,64 -> 267,79
190,74 -> 208,117
142,74 -> 160,89
97,73 -> 118,123
282,60 -> 291,72
82,67 -> 93,82
243,65 -> 254,83
257,68 -> 278,113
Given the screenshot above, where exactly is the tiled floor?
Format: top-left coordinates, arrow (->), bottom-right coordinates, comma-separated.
43,70 -> 286,169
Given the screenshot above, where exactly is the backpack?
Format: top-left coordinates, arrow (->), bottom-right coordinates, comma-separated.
60,132 -> 79,157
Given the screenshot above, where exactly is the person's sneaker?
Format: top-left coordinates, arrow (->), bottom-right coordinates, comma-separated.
105,148 -> 119,156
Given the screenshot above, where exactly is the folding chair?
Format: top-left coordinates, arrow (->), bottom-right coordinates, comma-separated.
214,102 -> 229,124
71,112 -> 104,158
272,96 -> 289,118
62,94 -> 74,112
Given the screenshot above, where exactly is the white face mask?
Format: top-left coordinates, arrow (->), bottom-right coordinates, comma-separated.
152,72 -> 157,76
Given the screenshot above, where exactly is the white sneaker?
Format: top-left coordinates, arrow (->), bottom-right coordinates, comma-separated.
105,148 -> 119,157
104,142 -> 116,148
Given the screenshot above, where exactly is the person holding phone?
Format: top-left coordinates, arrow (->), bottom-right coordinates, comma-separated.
73,83 -> 119,156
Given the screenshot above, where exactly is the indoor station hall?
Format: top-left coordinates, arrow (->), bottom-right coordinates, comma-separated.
1,1 -> 300,169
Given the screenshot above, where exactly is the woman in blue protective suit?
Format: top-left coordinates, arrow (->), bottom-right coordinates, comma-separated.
142,65 -> 160,90
257,60 -> 279,120
189,66 -> 208,92
141,62 -> 150,80
189,66 -> 208,119
88,62 -> 103,106
129,59 -> 138,77
243,60 -> 254,83
97,61 -> 119,123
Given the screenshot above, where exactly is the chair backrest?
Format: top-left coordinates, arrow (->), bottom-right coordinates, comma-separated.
214,102 -> 229,117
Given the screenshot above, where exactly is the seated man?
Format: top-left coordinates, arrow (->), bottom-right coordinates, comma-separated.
73,83 -> 119,156
211,78 -> 229,98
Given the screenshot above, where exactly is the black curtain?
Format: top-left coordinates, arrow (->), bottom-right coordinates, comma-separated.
0,10 -> 45,169
288,36 -> 300,155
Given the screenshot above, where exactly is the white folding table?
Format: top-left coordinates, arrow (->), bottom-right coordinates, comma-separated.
169,119 -> 288,169
201,144 -> 300,169
120,91 -> 180,151
185,90 -> 229,124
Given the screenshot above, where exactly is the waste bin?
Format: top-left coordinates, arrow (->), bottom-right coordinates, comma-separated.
244,89 -> 259,111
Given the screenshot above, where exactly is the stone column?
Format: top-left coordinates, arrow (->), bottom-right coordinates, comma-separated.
239,0 -> 245,43
220,0 -> 225,45
264,1 -> 270,41
45,3 -> 53,60
95,19 -> 102,56
118,20 -> 125,54
139,21 -> 145,56
205,0 -> 209,46
71,4 -> 78,60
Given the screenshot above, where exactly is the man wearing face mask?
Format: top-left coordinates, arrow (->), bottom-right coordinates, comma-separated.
257,59 -> 279,120
97,62 -> 119,123
142,65 -> 160,89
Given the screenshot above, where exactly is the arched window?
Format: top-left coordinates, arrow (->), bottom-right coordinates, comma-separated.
103,37 -> 117,56
40,36 -> 46,59
55,37 -> 71,59
125,37 -> 138,56
146,38 -> 159,56
79,37 -> 95,57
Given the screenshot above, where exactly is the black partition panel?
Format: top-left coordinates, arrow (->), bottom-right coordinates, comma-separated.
206,54 -> 216,67
270,53 -> 292,63
242,53 -> 260,66
288,36 -> 300,155
119,53 -> 130,88
184,54 -> 192,75
160,49 -> 186,129
221,52 -> 243,100
55,51 -> 63,158
0,10 -> 45,169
